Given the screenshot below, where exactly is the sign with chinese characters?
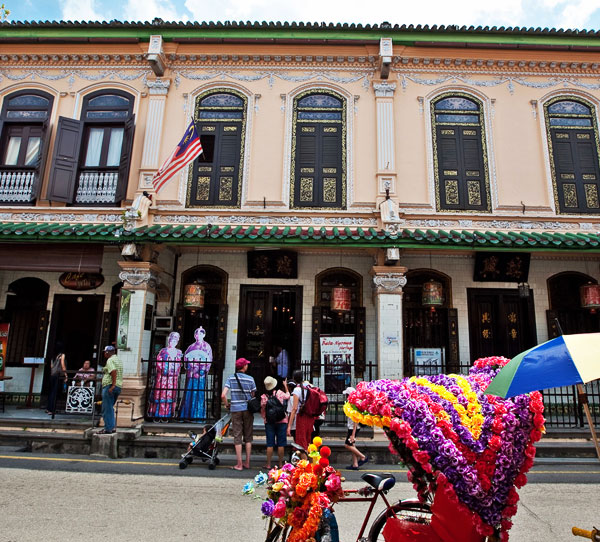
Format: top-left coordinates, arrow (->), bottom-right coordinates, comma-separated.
0,323 -> 8,377
320,335 -> 354,394
473,252 -> 530,283
247,250 -> 298,279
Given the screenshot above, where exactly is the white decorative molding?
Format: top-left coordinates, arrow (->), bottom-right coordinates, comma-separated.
373,81 -> 396,97
173,69 -> 372,90
152,214 -> 378,226
0,68 -> 151,89
118,268 -> 160,288
376,100 -> 395,171
146,78 -> 171,95
372,272 -> 407,294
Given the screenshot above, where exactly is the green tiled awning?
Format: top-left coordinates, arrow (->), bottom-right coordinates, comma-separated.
0,222 -> 600,251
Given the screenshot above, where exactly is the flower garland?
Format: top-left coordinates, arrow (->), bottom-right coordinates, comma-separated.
344,356 -> 545,542
244,437 -> 343,541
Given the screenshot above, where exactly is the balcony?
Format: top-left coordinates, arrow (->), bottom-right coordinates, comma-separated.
75,171 -> 119,204
0,169 -> 36,203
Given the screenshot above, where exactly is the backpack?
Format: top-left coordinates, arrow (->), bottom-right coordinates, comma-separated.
265,392 -> 286,424
299,385 -> 328,418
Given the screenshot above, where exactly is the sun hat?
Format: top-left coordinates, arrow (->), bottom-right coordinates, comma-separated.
342,386 -> 356,395
264,376 -> 277,391
235,357 -> 251,370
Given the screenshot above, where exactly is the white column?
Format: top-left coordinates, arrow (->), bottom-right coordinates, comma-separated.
373,81 -> 397,196
139,79 -> 171,187
116,260 -> 162,425
370,265 -> 407,379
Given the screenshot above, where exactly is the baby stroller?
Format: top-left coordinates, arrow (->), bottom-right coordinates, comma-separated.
179,413 -> 231,470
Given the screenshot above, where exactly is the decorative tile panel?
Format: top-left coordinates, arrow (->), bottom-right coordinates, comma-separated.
196,177 -> 211,200
467,181 -> 482,206
563,183 -> 578,207
300,177 -> 313,201
445,180 -> 459,205
584,184 -> 599,208
323,178 -> 337,203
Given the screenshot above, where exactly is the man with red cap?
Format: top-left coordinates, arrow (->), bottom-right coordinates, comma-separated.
221,358 -> 256,470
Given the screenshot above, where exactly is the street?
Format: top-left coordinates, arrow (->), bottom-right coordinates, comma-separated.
0,451 -> 598,541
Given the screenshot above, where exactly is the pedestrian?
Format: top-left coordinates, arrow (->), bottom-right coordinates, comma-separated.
74,360 -> 95,386
221,357 -> 256,471
98,345 -> 123,434
286,379 -> 297,441
260,376 -> 290,469
286,369 -> 316,450
46,344 -> 67,415
343,386 -> 368,470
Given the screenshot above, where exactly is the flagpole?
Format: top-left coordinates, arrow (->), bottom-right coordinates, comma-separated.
555,319 -> 600,461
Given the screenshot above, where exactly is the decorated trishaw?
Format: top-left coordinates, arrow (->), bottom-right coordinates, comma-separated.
248,356 -> 546,542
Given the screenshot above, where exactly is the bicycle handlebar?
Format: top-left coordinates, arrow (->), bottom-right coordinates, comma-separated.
572,527 -> 600,540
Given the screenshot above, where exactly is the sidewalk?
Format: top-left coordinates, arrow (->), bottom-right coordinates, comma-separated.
0,405 -> 598,464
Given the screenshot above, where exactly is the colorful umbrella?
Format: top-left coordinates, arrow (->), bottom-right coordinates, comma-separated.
484,332 -> 600,398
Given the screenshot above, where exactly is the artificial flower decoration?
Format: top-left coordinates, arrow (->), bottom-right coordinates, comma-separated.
344,356 -> 545,542
243,436 -> 344,540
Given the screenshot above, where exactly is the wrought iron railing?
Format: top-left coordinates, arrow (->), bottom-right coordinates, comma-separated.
75,170 -> 118,203
144,360 -> 222,423
0,169 -> 36,202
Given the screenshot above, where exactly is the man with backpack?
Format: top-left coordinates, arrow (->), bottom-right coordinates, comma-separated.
286,369 -> 328,449
260,376 -> 290,469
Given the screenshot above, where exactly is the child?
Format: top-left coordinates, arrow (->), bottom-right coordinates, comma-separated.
343,387 -> 369,470
186,424 -> 211,454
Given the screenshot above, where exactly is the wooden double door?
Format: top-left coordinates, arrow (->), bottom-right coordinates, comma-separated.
237,286 -> 302,394
467,288 -> 537,361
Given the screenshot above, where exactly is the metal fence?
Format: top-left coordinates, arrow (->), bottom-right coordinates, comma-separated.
144,360 -> 222,423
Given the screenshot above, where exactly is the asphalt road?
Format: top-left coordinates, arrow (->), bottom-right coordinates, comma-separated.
0,450 -> 598,542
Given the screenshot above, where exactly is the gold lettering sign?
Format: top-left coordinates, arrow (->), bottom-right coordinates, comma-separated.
300,167 -> 315,173
202,126 -> 216,132
324,127 -> 337,133
466,171 -> 480,177
323,168 -> 337,174
198,166 -> 212,172
577,133 -> 591,139
441,129 -> 455,135
583,174 -> 597,180
560,173 -> 575,180
220,166 -> 234,173
555,133 -> 568,139
463,130 -> 476,136
223,126 -> 237,132
443,170 -> 458,176
302,127 -> 316,132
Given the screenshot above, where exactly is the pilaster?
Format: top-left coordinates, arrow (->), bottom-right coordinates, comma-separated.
373,81 -> 397,197
370,265 -> 407,379
115,261 -> 163,425
139,78 -> 171,189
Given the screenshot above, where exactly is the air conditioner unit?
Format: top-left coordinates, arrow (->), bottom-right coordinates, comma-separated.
153,316 -> 173,331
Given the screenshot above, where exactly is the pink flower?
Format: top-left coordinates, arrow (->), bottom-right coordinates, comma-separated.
272,498 -> 287,518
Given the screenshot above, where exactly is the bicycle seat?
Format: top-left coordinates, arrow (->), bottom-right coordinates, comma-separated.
361,473 -> 396,491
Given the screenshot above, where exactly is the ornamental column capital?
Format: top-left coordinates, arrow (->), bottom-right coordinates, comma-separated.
146,78 -> 171,96
370,265 -> 407,295
373,81 -> 397,97
118,261 -> 162,292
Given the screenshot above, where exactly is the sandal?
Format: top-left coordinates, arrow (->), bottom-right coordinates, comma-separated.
347,465 -> 359,470
97,429 -> 115,434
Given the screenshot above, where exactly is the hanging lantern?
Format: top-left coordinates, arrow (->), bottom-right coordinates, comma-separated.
422,279 -> 443,312
183,283 -> 205,311
580,283 -> 600,313
331,286 -> 351,313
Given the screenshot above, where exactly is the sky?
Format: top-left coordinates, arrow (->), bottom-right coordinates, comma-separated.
3,0 -> 600,32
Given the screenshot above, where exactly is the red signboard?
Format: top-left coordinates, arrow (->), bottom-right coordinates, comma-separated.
0,323 -> 9,378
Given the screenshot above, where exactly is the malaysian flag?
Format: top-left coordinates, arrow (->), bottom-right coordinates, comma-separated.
152,119 -> 203,193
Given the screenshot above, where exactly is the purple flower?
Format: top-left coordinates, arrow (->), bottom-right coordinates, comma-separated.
261,499 -> 275,517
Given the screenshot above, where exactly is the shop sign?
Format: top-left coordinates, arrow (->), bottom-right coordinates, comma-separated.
473,252 -> 530,283
59,272 -> 104,291
0,323 -> 8,377
320,335 -> 354,394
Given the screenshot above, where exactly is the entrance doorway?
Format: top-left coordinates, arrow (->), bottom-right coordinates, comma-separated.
237,286 -> 302,393
47,294 -> 104,373
467,288 -> 536,361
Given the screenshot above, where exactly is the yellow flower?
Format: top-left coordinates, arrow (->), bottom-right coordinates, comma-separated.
312,436 -> 322,447
307,444 -> 317,453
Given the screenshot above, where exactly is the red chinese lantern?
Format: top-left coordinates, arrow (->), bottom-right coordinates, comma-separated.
422,279 -> 443,312
331,286 -> 351,313
183,283 -> 205,311
580,283 -> 600,313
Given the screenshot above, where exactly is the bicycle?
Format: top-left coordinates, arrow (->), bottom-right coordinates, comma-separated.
265,472 -> 432,542
573,526 -> 600,540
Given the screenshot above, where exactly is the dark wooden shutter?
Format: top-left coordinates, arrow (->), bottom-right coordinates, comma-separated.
546,310 -> 561,339
437,127 -> 461,210
320,125 -> 343,208
46,116 -> 83,203
295,126 -> 317,207
460,127 -> 487,211
115,114 -> 135,203
355,306 -> 366,377
311,305 -> 321,377
552,131 -> 579,212
31,118 -> 51,201
215,124 -> 241,206
34,310 -> 50,357
447,308 -> 460,370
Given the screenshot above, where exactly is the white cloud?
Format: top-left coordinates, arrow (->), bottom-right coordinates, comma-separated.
553,0 -> 600,29
60,0 -> 103,21
123,0 -> 189,22
184,0 -> 526,27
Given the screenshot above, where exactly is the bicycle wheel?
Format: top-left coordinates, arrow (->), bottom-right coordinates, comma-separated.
367,500 -> 432,542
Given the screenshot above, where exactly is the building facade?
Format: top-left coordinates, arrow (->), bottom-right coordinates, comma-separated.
0,20 -> 599,423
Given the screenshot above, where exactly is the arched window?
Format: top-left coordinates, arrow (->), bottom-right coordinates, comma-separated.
544,97 -> 600,214
0,90 -> 54,203
547,271 -> 599,334
46,89 -> 135,205
188,90 -> 247,207
291,90 -> 346,209
431,94 -> 491,212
